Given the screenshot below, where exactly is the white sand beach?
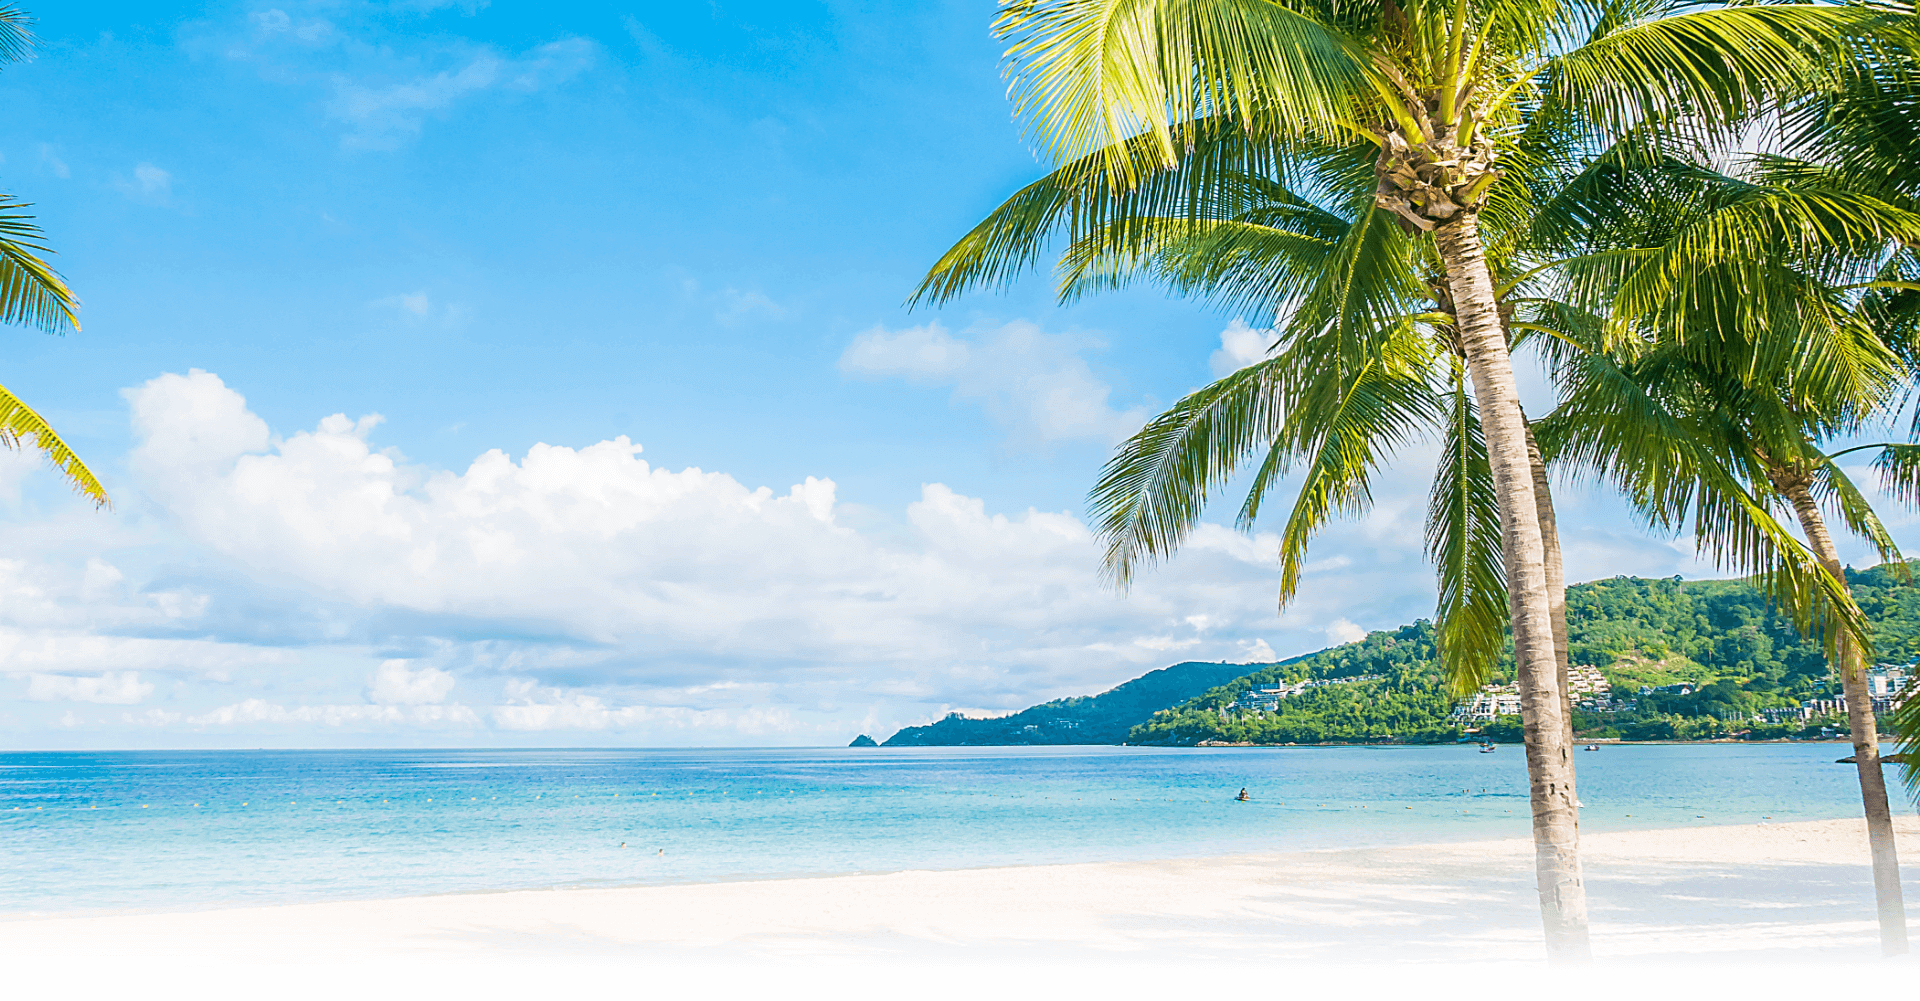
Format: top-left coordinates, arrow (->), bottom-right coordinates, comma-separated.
6,815 -> 1920,996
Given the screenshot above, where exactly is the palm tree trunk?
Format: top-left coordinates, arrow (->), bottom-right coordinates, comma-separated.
1525,419 -> 1575,744
1436,215 -> 1590,962
1778,476 -> 1909,956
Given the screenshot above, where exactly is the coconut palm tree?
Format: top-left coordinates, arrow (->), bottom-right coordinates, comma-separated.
916,0 -> 1896,959
1534,148 -> 1920,954
1774,20 -> 1920,839
0,7 -> 102,506
1545,318 -> 1914,956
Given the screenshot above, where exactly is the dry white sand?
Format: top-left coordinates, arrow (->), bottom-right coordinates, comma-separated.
5,816 -> 1919,996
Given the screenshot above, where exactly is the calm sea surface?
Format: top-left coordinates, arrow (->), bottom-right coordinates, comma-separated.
0,743 -> 1893,916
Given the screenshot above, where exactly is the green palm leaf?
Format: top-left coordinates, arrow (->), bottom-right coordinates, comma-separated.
1546,4 -> 1894,139
994,0 -> 1368,181
0,5 -> 35,64
0,196 -> 79,331
1815,456 -> 1906,573
1539,340 -> 1871,661
1871,442 -> 1920,507
1427,358 -> 1507,694
0,381 -> 106,507
1090,353 -> 1293,588
910,116 -> 1285,306
1263,354 -> 1438,610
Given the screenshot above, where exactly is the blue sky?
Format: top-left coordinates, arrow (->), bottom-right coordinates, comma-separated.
13,0 -> 1217,512
0,1 -> 1902,748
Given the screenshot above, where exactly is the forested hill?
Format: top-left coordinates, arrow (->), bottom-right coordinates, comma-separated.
881,661 -> 1272,746
879,565 -> 1920,748
1127,564 -> 1920,746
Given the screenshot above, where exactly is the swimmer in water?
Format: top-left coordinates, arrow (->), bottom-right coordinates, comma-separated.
1235,788 -> 1250,802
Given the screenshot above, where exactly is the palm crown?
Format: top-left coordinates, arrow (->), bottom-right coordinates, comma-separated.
917,0 -> 1912,961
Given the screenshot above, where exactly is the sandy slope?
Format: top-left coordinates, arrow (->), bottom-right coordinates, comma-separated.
5,816 -> 1918,972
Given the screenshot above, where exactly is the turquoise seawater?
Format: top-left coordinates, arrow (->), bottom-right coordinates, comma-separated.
0,743 -> 1891,916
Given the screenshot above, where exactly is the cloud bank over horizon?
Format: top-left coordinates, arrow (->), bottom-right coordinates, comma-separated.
3,328 -> 1842,750
2,366 -> 1444,748
4,309 -> 1865,749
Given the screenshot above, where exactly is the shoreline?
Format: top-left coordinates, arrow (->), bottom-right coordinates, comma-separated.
5,816 -> 1916,967
0,739 -> 1863,753
1172,738 -> 1860,747
0,807 -> 1851,925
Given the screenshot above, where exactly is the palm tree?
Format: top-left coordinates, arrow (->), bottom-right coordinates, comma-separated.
1774,15 -> 1920,835
1055,137 -> 1566,692
1535,150 -> 1920,954
0,6 -> 103,506
916,0 -> 1894,959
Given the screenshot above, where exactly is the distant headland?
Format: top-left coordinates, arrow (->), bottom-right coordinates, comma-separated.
870,567 -> 1918,748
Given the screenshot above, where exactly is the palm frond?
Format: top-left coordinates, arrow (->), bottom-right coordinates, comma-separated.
1427,359 -> 1507,694
1058,216 -> 1339,310
1815,455 -> 1906,574
911,116 -> 1283,307
0,197 -> 77,332
1612,187 -> 1920,348
1541,341 -> 1871,662
1546,5 -> 1893,141
1893,675 -> 1920,798
0,6 -> 34,66
1781,39 -> 1920,203
1265,355 -> 1438,611
0,382 -> 107,507
994,0 -> 1368,183
1872,442 -> 1920,508
1285,197 -> 1431,352
1090,353 -> 1293,588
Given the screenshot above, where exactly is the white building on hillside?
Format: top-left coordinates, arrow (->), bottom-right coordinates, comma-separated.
1226,676 -> 1383,714
1455,684 -> 1523,722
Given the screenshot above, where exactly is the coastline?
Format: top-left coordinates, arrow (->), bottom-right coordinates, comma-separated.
5,816 -> 1916,968
1181,737 -> 1861,747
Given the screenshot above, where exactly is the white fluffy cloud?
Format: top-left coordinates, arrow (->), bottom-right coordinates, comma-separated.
37,367 -> 1426,742
6,366 -> 1585,746
183,699 -> 480,728
1325,618 -> 1368,645
840,320 -> 1150,448
1208,319 -> 1280,378
367,660 -> 456,705
23,672 -> 153,705
490,679 -> 796,733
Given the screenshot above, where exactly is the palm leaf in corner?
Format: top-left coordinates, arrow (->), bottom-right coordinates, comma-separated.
0,221 -> 97,505
0,195 -> 80,331
0,8 -> 103,507
0,380 -> 106,506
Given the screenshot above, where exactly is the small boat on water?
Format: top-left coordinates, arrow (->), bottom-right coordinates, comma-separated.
1478,743 -> 1496,753
1585,744 -> 1600,751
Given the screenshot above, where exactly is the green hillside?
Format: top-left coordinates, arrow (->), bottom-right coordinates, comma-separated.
882,660 -> 1270,746
1127,564 -> 1920,746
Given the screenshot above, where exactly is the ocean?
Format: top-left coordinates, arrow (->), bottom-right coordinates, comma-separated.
0,742 -> 1888,916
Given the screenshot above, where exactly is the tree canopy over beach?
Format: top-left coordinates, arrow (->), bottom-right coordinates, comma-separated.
923,0 -> 1920,961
